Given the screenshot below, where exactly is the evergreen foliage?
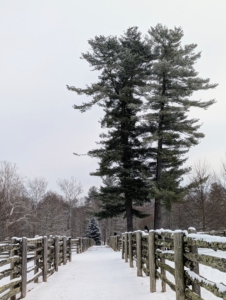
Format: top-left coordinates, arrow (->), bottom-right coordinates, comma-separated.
141,24 -> 217,228
67,24 -> 217,230
85,186 -> 99,205
67,28 -> 152,231
85,217 -> 101,245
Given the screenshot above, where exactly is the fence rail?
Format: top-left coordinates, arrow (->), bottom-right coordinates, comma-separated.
0,236 -> 94,300
109,228 -> 226,300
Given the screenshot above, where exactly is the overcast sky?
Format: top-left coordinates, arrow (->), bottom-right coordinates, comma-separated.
0,0 -> 225,196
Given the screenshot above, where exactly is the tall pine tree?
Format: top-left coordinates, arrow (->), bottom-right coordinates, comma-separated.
141,25 -> 217,229
68,25 -> 217,231
67,28 -> 152,231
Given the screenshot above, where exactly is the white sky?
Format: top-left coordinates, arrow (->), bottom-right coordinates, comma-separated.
0,0 -> 225,196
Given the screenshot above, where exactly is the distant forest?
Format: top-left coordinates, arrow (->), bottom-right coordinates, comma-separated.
1,158 -> 226,241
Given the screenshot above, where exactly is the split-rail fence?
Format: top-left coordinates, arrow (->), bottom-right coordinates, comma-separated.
108,228 -> 226,300
0,236 -> 94,300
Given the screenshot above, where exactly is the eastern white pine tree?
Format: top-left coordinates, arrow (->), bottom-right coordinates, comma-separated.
67,28 -> 152,231
85,217 -> 101,245
142,24 -> 217,229
68,25 -> 217,231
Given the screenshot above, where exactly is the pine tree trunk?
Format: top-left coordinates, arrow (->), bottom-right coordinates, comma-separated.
154,198 -> 161,229
154,137 -> 163,229
125,198 -> 133,232
121,100 -> 133,232
154,77 -> 166,230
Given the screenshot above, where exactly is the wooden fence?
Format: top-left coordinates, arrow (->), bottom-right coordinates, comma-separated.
107,235 -> 122,252
109,229 -> 226,300
0,236 -> 94,300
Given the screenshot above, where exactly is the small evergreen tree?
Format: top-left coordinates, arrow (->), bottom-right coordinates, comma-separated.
85,217 -> 101,245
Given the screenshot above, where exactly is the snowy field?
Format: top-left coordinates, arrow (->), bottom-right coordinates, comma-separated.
1,245 -> 226,300
23,246 -> 225,300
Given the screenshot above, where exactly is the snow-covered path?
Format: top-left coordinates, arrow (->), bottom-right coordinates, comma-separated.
25,245 -> 174,300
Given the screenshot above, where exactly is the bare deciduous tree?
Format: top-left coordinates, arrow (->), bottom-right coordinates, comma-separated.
37,191 -> 67,235
26,177 -> 48,236
27,177 -> 48,205
57,177 -> 83,235
0,161 -> 29,239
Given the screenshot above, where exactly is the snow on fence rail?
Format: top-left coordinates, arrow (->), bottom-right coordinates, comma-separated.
0,236 -> 94,300
108,229 -> 226,300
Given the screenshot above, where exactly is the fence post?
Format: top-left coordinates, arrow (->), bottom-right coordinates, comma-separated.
115,236 -> 118,251
161,257 -> 166,292
188,227 -> 201,297
174,231 -> 185,300
136,231 -> 142,277
112,237 -> 114,250
83,238 -> 85,251
43,236 -> 48,282
10,238 -> 17,300
58,238 -> 62,266
161,235 -> 166,293
122,234 -> 125,259
21,237 -> 27,299
63,236 -> 67,265
128,232 -> 133,268
76,239 -> 79,254
54,236 -> 59,272
124,233 -> 128,263
34,248 -> 38,283
148,231 -> 156,292
84,238 -> 87,251
68,237 -> 72,262
80,238 -> 83,253
117,236 -> 120,251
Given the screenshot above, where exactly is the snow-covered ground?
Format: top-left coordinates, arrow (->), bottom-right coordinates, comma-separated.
25,246 -> 174,300
1,245 -> 226,300
23,246 -> 225,300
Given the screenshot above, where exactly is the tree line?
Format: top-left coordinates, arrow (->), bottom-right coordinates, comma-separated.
67,24 -> 217,231
1,158 -> 226,241
0,160 -> 126,241
87,159 -> 226,233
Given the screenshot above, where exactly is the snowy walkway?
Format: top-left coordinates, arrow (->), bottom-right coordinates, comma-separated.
25,245 -> 173,300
